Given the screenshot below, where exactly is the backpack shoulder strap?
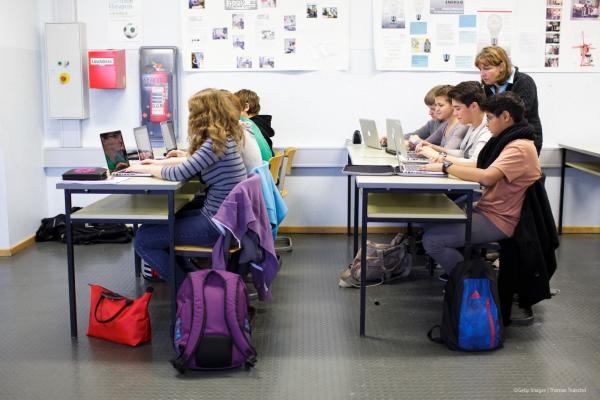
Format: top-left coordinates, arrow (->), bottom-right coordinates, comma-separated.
171,270 -> 210,373
427,325 -> 444,344
222,273 -> 258,367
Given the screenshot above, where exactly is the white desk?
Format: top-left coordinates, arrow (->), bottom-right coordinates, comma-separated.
352,165 -> 480,337
56,177 -> 199,337
558,143 -> 600,234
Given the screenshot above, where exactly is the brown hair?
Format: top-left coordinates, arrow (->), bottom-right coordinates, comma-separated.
475,46 -> 513,84
187,88 -> 243,156
234,89 -> 261,115
424,85 -> 445,106
448,81 -> 486,107
434,85 -> 454,102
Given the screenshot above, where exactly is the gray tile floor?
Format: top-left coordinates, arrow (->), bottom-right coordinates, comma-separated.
0,234 -> 599,400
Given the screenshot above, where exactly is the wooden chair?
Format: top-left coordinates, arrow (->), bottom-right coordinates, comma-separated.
274,147 -> 297,252
269,152 -> 284,184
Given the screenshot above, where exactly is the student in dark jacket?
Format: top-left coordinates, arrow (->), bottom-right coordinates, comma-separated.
235,89 -> 275,157
421,92 -> 541,282
475,46 -> 543,154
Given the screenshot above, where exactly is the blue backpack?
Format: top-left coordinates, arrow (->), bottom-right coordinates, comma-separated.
428,259 -> 504,351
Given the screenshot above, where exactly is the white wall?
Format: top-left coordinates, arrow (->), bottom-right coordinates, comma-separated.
37,1 -> 600,229
0,1 -> 48,248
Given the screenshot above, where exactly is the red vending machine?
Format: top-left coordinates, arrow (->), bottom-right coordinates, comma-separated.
140,47 -> 178,143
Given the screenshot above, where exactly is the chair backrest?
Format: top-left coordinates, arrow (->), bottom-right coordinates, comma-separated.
269,152 -> 284,183
283,147 -> 297,176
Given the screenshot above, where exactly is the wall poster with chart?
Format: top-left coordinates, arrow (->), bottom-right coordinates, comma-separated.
181,0 -> 350,71
373,0 -> 600,72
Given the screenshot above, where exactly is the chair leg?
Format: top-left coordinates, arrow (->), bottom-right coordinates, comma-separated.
275,235 -> 293,252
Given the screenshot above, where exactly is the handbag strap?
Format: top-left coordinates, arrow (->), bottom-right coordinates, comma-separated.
94,291 -> 133,324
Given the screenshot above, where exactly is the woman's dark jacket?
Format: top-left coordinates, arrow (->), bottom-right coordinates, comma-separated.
483,67 -> 543,154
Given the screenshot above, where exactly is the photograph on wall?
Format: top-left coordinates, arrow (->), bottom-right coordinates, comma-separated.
284,15 -> 296,30
259,56 -> 275,68
233,35 -> 245,49
237,56 -> 253,68
382,0 -> 405,29
570,0 -> 600,19
430,0 -> 464,14
546,21 -> 561,31
225,0 -> 258,10
285,38 -> 296,53
323,7 -> 338,18
547,0 -> 563,5
189,0 -> 205,9
545,56 -> 559,67
233,14 -> 245,29
213,27 -> 228,40
546,7 -> 562,20
191,51 -> 204,69
261,0 -> 276,8
307,4 -> 318,18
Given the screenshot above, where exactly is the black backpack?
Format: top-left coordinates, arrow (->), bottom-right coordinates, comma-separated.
36,208 -> 133,245
428,259 -> 504,351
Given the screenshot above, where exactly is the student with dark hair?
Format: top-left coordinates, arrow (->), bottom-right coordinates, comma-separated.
475,46 -> 543,153
420,92 -> 541,282
235,89 -> 275,159
417,81 -> 491,166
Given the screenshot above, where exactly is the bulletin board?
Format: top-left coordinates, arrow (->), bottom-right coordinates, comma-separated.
180,0 -> 350,71
373,0 -> 600,72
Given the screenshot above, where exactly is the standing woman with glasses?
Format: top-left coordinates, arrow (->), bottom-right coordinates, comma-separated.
475,46 -> 543,154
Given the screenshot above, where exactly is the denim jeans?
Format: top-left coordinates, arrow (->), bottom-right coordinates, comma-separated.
133,208 -> 220,280
422,209 -> 507,274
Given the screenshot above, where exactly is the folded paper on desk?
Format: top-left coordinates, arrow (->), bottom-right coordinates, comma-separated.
62,167 -> 108,181
342,164 -> 446,177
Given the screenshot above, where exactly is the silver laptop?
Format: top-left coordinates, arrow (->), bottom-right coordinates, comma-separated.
386,119 -> 428,164
358,119 -> 382,150
133,126 -> 154,161
390,127 -> 446,177
160,120 -> 177,153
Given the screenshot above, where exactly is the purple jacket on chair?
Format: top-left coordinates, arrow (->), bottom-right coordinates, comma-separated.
211,174 -> 279,300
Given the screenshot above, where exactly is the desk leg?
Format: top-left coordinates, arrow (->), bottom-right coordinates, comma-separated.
353,183 -> 359,257
347,175 -> 352,236
132,224 -> 141,277
360,188 -> 368,337
168,192 -> 177,331
64,190 -> 77,338
464,191 -> 473,261
558,148 -> 566,235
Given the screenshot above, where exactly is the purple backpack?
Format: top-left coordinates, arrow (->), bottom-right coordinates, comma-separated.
171,270 -> 257,372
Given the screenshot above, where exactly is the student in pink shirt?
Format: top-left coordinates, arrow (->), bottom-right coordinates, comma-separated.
421,92 -> 541,279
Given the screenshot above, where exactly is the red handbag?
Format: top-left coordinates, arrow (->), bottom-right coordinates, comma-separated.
87,284 -> 153,346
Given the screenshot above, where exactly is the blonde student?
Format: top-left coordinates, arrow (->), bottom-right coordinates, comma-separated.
126,89 -> 247,281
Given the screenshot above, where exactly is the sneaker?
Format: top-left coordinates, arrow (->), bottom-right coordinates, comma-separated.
142,263 -> 164,283
510,305 -> 534,326
438,273 -> 449,282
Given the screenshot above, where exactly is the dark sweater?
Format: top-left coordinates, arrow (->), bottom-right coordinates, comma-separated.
483,68 -> 543,154
250,114 -> 275,156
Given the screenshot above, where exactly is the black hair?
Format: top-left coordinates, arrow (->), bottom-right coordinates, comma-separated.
480,91 -> 525,123
447,81 -> 486,107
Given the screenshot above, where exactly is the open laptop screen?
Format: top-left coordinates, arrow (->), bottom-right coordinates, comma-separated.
133,126 -> 154,160
100,131 -> 130,172
160,121 -> 177,152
